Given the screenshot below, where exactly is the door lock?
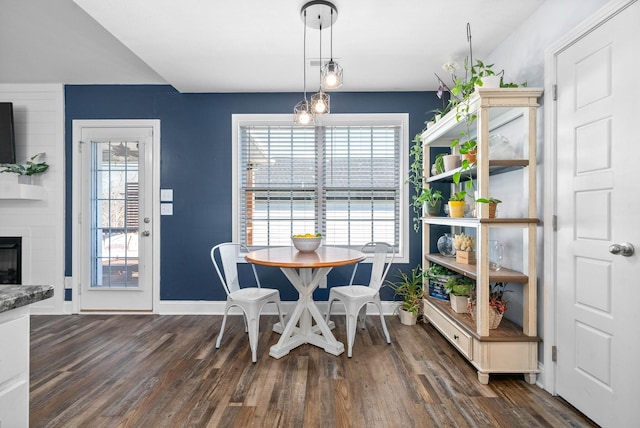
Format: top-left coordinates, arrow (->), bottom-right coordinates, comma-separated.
142,231 -> 150,237
609,242 -> 635,257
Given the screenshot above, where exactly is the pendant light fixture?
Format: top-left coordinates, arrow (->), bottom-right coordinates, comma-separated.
294,7 -> 314,125
311,20 -> 330,115
295,1 -> 339,122
321,7 -> 343,89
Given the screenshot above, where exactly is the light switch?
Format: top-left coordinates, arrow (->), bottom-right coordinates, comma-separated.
161,203 -> 173,215
160,189 -> 173,202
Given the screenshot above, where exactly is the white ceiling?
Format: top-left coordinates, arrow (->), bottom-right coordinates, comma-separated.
0,0 -> 545,93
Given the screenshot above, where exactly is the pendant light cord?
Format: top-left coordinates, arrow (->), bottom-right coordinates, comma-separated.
319,21 -> 323,84
329,9 -> 334,61
303,11 -> 308,100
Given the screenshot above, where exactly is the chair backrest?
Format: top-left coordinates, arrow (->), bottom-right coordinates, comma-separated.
210,243 -> 260,295
349,242 -> 395,292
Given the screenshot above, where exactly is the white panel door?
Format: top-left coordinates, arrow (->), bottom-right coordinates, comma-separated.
555,2 -> 640,426
73,121 -> 160,312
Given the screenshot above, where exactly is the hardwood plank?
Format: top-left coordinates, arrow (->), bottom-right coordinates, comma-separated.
30,315 -> 598,427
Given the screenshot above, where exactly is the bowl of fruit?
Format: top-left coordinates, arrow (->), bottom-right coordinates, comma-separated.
291,233 -> 322,252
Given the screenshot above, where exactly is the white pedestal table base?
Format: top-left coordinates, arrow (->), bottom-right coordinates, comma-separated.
269,266 -> 345,358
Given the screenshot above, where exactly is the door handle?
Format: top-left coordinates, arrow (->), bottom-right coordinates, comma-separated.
142,231 -> 150,237
609,242 -> 634,257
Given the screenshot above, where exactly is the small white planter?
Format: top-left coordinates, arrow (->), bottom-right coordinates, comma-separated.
443,154 -> 461,172
475,75 -> 502,89
450,295 -> 469,314
398,309 -> 418,325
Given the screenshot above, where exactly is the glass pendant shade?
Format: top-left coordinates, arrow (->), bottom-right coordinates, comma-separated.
321,60 -> 343,89
311,90 -> 330,114
294,99 -> 314,125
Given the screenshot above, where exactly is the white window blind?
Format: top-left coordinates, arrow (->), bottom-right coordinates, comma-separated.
235,114 -> 406,255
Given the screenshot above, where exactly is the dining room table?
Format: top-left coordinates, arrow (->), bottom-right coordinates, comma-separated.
245,245 -> 365,358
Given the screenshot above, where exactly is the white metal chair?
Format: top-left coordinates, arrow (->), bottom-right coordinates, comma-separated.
325,242 -> 394,357
211,242 -> 285,363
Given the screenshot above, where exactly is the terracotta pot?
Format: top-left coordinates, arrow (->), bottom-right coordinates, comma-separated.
448,201 -> 465,218
461,150 -> 477,164
475,201 -> 499,218
488,202 -> 498,218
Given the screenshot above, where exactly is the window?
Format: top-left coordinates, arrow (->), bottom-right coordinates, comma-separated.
232,114 -> 409,262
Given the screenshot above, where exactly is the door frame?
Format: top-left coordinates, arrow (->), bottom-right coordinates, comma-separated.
542,0 -> 636,393
71,119 -> 161,314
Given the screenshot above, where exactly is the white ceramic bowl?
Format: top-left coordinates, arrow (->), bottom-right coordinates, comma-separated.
291,237 -> 322,252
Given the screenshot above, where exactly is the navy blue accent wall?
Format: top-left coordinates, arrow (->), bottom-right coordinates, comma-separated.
65,85 -> 440,301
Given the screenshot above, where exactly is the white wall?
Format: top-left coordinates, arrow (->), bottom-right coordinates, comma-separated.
0,84 -> 65,314
483,0 -> 609,366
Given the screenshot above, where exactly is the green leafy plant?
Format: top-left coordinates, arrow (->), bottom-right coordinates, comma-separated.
449,191 -> 466,202
0,152 -> 49,176
387,266 -> 425,316
467,282 -> 511,314
407,134 -> 445,231
471,59 -> 503,87
417,188 -> 443,208
407,134 -> 427,232
425,263 -> 457,278
475,197 -> 502,204
434,153 -> 446,175
444,276 -> 474,297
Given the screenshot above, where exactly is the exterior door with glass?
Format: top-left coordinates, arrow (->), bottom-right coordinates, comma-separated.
73,120 -> 159,312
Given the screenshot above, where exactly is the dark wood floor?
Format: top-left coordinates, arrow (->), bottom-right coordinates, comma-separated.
30,314 -> 597,428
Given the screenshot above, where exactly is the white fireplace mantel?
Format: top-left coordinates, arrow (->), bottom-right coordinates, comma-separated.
0,179 -> 47,200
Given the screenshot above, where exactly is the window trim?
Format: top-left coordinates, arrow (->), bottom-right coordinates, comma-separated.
232,113 -> 409,263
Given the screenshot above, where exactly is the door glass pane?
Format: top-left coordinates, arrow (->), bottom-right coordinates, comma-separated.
90,141 -> 140,288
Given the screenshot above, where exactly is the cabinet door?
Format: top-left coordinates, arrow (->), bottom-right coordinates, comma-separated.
0,381 -> 28,428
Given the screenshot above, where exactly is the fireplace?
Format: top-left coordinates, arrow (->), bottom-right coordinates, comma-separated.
0,237 -> 21,284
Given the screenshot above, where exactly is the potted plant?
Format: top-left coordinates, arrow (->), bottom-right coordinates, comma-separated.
419,188 -> 443,217
471,59 -> 503,89
387,266 -> 425,325
0,152 -> 49,184
431,153 -> 446,176
444,276 -> 474,313
448,191 -> 466,218
453,233 -> 475,264
443,153 -> 461,172
475,197 -> 501,218
458,139 -> 477,164
468,282 -> 511,329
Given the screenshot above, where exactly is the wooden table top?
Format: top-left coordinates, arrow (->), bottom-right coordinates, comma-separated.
245,246 -> 365,268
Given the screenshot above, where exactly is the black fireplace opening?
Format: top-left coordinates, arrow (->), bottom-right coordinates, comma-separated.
0,237 -> 21,284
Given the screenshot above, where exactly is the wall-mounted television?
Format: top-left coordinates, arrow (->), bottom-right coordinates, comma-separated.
0,102 -> 16,164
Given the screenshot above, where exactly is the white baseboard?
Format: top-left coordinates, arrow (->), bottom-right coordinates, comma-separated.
157,300 -> 400,316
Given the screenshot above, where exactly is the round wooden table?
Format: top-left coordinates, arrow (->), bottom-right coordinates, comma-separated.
246,246 -> 365,358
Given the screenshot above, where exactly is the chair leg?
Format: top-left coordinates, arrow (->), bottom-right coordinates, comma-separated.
216,305 -> 230,349
375,300 -> 391,344
358,305 -> 367,330
246,312 -> 259,363
345,308 -> 358,358
325,296 -> 336,324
